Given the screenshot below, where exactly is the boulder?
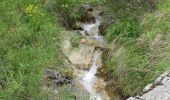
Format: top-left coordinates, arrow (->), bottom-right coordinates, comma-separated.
127,71 -> 170,100
80,5 -> 96,23
68,44 -> 95,69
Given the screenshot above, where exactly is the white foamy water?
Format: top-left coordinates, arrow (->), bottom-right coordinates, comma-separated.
81,20 -> 100,36
79,17 -> 105,100
81,50 -> 102,100
93,35 -> 104,44
74,10 -> 110,100
81,50 -> 99,88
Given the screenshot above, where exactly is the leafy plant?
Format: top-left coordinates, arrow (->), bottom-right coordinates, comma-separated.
71,32 -> 81,47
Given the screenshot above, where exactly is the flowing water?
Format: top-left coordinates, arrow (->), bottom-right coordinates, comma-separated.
77,11 -> 109,100
81,50 -> 102,100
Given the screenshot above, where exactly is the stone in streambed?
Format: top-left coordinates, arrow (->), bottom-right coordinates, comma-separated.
79,37 -> 104,49
80,5 -> 96,23
68,44 -> 95,69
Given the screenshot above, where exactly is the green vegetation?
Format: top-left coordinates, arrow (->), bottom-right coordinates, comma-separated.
0,0 -> 102,99
1,0 -> 170,99
71,32 -> 81,47
104,0 -> 170,97
0,0 -> 65,99
46,0 -> 103,28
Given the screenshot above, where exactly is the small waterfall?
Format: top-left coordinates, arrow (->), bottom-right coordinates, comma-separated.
64,7 -> 111,100
81,50 -> 102,100
77,11 -> 109,100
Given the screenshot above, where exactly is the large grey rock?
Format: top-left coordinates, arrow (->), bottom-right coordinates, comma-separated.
127,71 -> 170,100
68,44 -> 95,69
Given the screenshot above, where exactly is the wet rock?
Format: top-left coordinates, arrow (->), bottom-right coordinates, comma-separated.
44,69 -> 73,88
80,38 -> 99,46
80,5 -> 96,23
68,44 -> 95,69
99,24 -> 106,35
72,21 -> 84,30
61,7 -> 111,100
44,69 -> 65,86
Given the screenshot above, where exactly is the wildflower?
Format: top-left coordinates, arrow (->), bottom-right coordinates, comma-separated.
25,4 -> 33,16
24,4 -> 45,16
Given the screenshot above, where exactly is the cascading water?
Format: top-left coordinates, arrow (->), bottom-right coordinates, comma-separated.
77,11 -> 109,100
81,50 -> 102,100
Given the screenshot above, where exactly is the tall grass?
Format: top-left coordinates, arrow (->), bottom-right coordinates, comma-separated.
103,0 -> 170,98
0,0 -> 66,99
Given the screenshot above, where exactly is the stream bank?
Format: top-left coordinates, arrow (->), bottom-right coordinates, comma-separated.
63,6 -> 110,100
61,5 -> 111,100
